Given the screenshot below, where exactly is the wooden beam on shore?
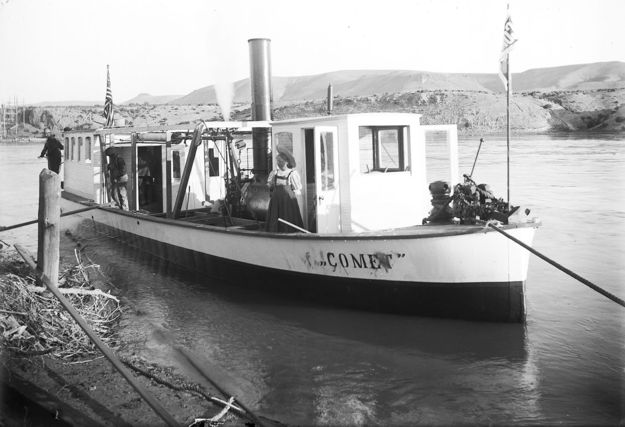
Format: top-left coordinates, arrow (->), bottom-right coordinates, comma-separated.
174,346 -> 268,427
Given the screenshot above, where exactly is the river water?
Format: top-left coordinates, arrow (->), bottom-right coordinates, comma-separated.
1,135 -> 623,426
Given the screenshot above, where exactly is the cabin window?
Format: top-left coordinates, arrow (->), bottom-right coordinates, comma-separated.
77,137 -> 83,161
172,151 -> 181,179
235,135 -> 254,174
70,137 -> 75,160
320,131 -> 335,190
274,132 -> 293,155
358,126 -> 406,173
65,137 -> 70,160
85,137 -> 92,161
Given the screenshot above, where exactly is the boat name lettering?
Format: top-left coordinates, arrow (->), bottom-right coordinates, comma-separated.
312,251 -> 405,271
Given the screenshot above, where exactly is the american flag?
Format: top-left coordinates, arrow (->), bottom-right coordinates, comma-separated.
498,7 -> 518,90
104,65 -> 114,127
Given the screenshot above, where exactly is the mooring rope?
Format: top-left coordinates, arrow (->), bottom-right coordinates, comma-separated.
487,222 -> 625,308
119,357 -> 245,416
0,206 -> 99,232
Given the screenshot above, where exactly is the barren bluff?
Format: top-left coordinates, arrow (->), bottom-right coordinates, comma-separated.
5,61 -> 625,137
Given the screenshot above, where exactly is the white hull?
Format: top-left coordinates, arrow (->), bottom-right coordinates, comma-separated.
63,198 -> 537,322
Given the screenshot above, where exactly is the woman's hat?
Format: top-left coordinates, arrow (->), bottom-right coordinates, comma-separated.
276,146 -> 296,168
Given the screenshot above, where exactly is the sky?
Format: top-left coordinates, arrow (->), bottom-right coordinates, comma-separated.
0,0 -> 623,104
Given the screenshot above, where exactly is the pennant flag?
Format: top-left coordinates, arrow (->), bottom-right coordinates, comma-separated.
104,65 -> 114,127
498,7 -> 518,90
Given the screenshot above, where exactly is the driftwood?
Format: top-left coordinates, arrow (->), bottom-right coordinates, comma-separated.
0,308 -> 28,316
25,285 -> 119,302
189,396 -> 236,426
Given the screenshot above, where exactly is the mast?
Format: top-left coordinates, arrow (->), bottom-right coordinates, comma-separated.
506,54 -> 511,207
499,3 -> 516,210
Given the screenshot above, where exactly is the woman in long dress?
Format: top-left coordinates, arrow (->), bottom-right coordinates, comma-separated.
265,151 -> 304,232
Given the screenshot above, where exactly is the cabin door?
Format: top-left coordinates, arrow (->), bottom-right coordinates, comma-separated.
313,126 -> 340,233
137,145 -> 162,212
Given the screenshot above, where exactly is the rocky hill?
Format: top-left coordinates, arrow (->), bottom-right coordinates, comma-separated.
5,62 -> 625,137
167,61 -> 625,104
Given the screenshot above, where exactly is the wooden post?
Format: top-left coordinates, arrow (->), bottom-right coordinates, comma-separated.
37,169 -> 60,288
130,132 -> 137,211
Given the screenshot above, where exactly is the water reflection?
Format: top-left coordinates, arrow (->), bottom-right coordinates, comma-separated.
65,219 -> 541,425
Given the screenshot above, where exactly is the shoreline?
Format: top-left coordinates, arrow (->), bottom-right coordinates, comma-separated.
0,244 -> 275,427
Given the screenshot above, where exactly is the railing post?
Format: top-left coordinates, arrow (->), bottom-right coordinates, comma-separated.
37,169 -> 60,288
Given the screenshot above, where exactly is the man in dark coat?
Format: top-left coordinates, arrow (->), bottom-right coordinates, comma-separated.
39,135 -> 64,174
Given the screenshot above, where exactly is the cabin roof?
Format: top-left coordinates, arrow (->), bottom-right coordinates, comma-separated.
271,112 -> 422,126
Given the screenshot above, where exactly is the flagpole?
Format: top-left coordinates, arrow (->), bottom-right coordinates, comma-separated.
506,54 -> 511,208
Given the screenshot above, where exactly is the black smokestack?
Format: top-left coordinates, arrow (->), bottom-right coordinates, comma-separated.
248,38 -> 272,178
248,38 -> 272,121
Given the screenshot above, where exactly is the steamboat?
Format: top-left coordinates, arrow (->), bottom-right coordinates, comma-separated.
60,39 -> 539,322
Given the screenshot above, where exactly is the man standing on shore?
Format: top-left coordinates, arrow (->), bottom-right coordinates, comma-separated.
38,134 -> 64,174
105,147 -> 129,210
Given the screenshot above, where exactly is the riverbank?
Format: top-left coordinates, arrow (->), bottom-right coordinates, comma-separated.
0,245 -> 274,427
6,87 -> 625,139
